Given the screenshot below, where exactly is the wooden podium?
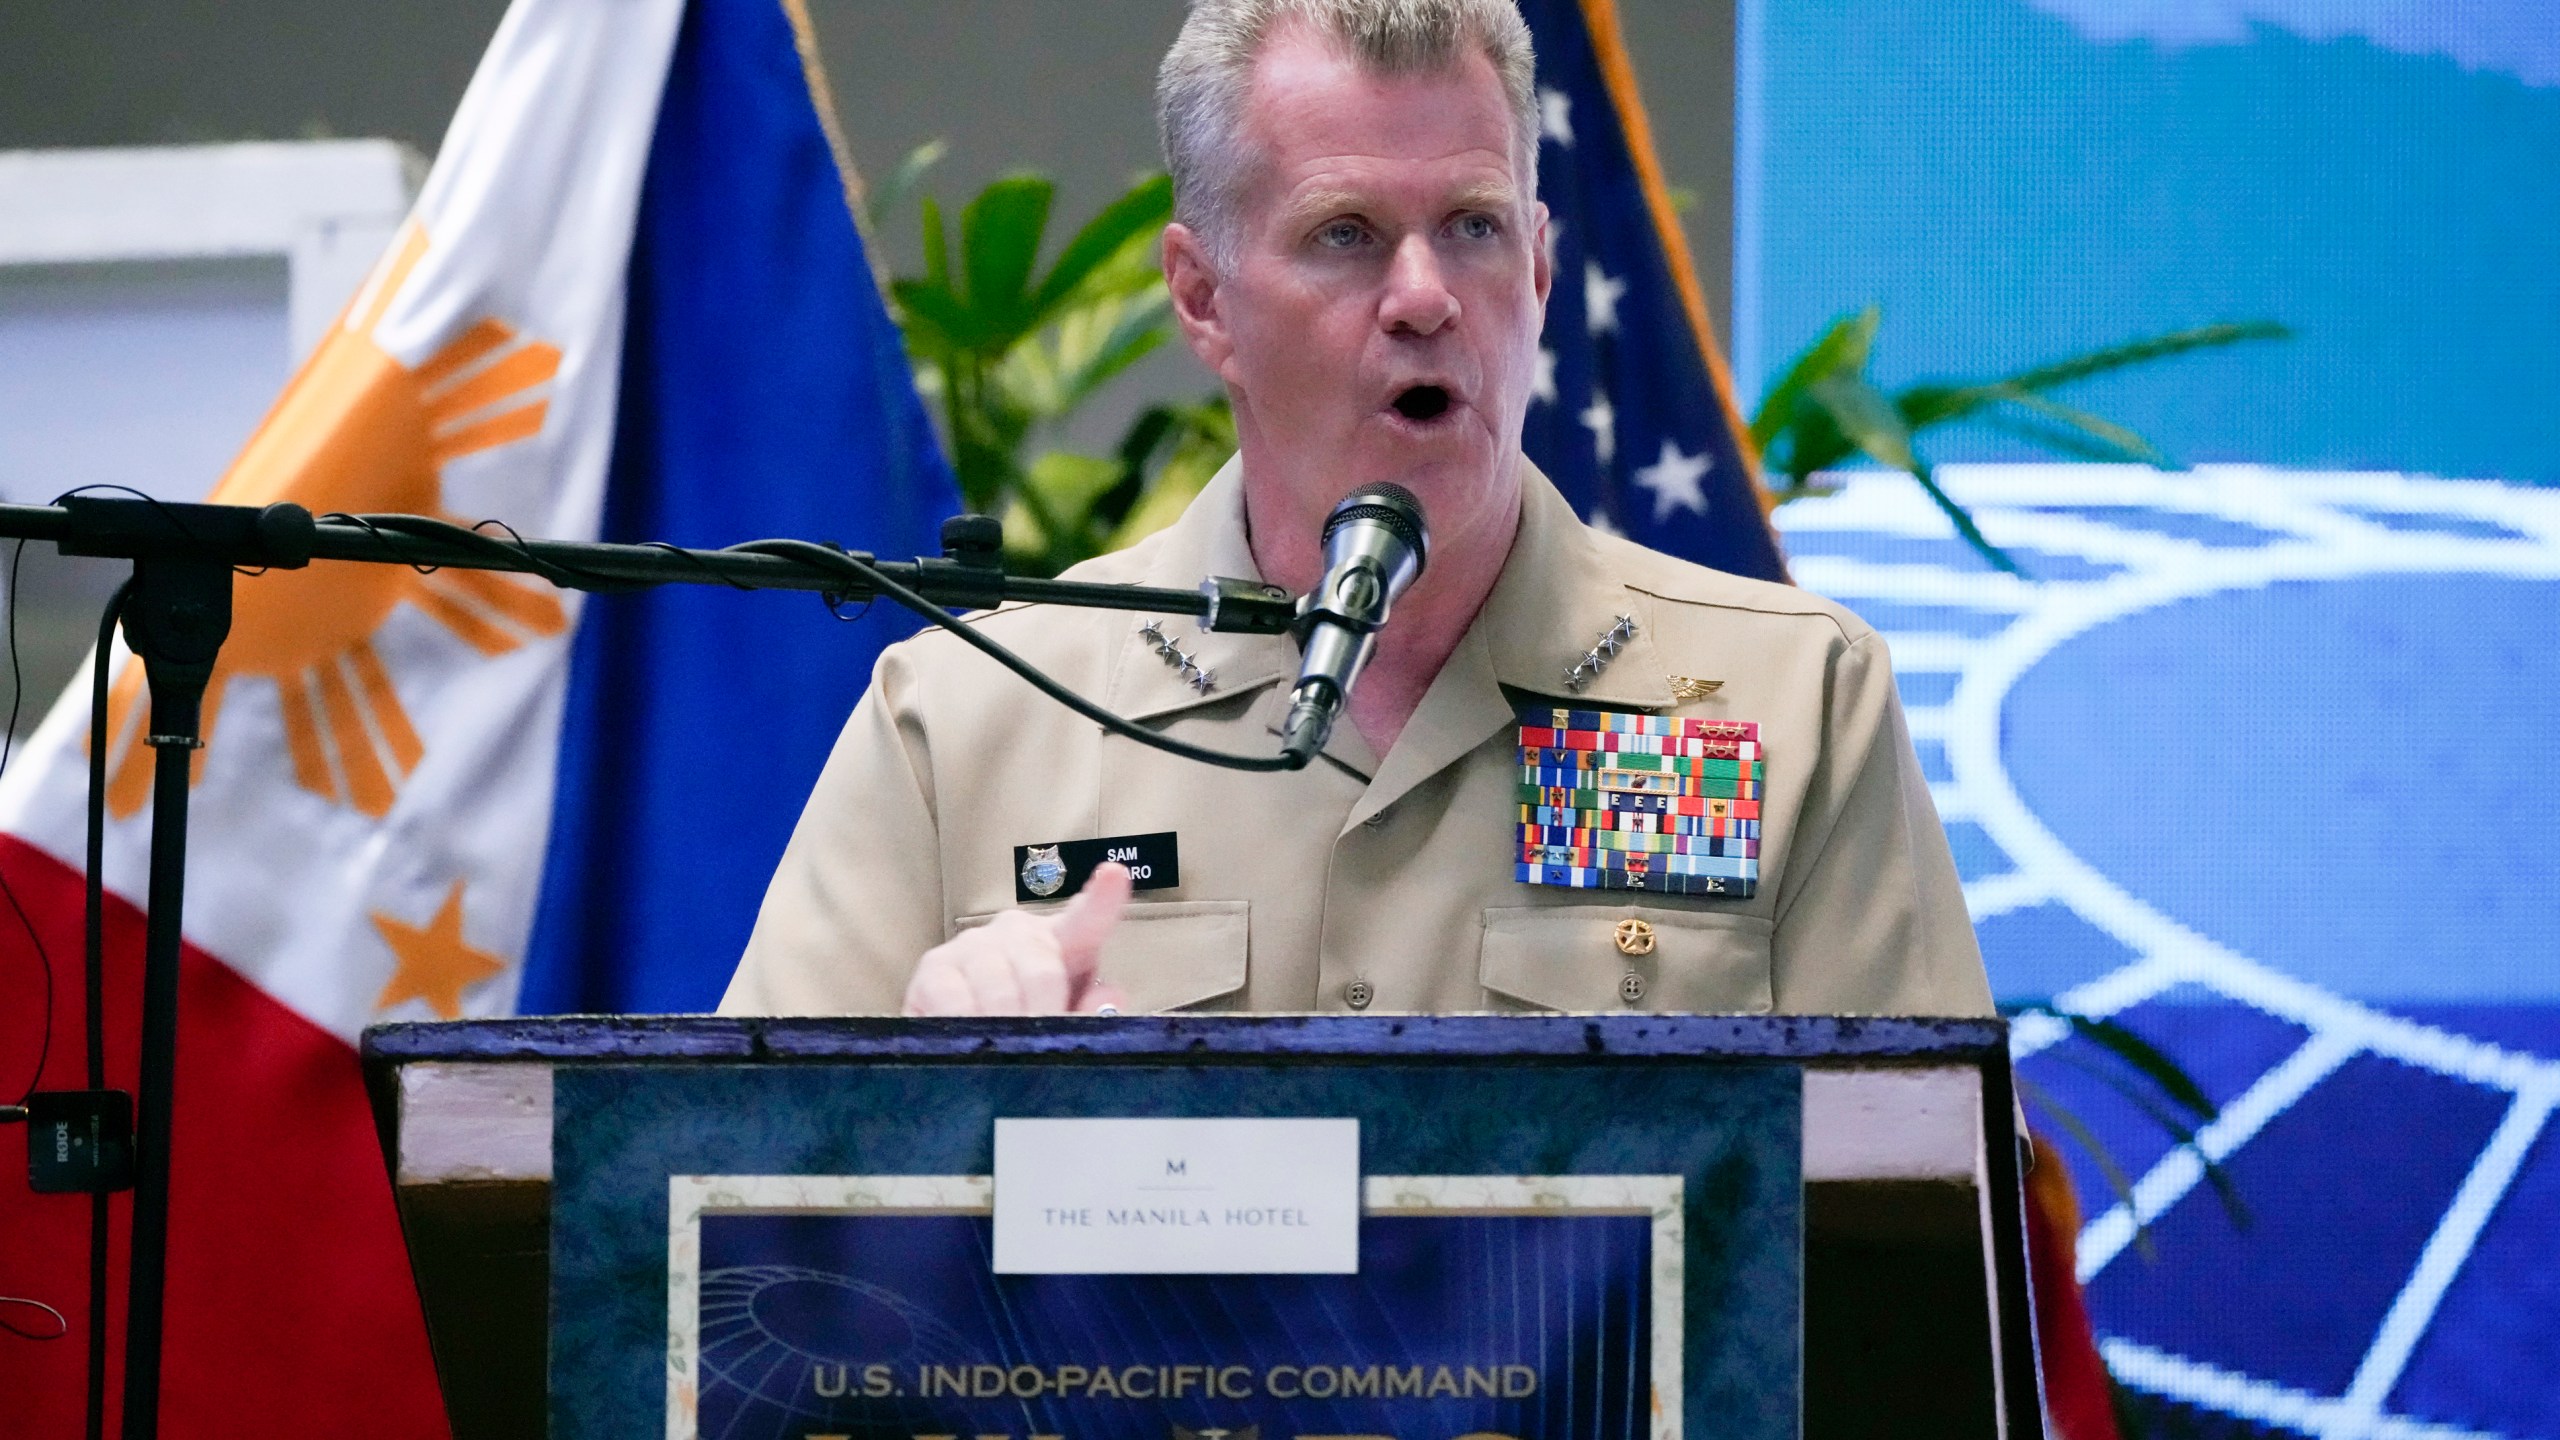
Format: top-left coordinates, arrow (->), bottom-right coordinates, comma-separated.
364,1014 -> 2043,1439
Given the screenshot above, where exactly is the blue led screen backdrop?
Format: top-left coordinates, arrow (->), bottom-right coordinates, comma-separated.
1737,4 -> 2560,1435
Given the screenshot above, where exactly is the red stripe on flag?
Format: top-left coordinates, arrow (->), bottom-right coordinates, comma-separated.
0,837 -> 448,1438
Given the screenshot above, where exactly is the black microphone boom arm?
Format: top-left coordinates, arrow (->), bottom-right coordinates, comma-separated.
17,499 -> 1299,634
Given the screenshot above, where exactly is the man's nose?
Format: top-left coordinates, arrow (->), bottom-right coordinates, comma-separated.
1379,234 -> 1461,335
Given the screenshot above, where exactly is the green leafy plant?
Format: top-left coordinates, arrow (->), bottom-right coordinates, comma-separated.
1752,310 -> 2290,574
880,147 -> 1228,576
2005,1001 -> 2248,1263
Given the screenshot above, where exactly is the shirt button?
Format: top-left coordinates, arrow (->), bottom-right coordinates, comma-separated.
1344,979 -> 1375,1009
1619,971 -> 1648,1004
1362,810 -> 1389,829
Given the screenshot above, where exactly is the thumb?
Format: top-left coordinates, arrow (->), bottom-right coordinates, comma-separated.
1050,861 -> 1133,990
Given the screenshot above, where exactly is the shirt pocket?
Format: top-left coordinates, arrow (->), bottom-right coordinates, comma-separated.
1479,905 -> 1775,1014
951,899 -> 1249,1014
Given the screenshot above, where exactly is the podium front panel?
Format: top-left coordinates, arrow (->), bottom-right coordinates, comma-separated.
363,1014 -> 2036,1440
553,1060 -> 1798,1440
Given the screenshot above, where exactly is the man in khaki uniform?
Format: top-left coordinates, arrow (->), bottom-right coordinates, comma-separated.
721,0 -> 1989,1020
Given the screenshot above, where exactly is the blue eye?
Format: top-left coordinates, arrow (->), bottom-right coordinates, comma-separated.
1317,221 -> 1366,248
1457,214 -> 1500,240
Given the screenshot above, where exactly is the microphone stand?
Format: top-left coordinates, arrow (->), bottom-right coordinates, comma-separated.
0,495 -> 1297,1440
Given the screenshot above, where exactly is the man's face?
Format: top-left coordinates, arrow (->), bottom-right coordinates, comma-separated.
1165,26 -> 1551,582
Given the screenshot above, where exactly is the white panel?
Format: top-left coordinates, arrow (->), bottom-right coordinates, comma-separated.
396,1061 -> 554,1186
0,259 -> 290,505
0,140 -> 420,358
1801,1064 -> 1982,1182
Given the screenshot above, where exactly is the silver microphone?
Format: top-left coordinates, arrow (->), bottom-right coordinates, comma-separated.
1279,483 -> 1429,764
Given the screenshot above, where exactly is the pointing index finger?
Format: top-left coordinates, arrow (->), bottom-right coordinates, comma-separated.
1051,861 -> 1134,989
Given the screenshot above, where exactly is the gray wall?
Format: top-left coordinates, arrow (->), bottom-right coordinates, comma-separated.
0,0 -> 1736,347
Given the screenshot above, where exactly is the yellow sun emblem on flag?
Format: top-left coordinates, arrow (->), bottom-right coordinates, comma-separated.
99,224 -> 570,820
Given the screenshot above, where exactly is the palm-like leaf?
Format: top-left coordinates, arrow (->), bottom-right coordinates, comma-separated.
1752,306 -> 1879,453
1053,288 -> 1172,407
2017,1074 -> 2159,1262
958,174 -> 1053,339
1798,370 -> 2022,573
1754,312 -> 2287,575
1025,172 -> 1174,323
889,159 -> 1220,574
1106,397 -> 1234,551
2006,1001 -> 2250,1254
1997,320 -> 2290,395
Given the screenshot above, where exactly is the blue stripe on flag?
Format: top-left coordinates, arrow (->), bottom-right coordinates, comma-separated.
520,0 -> 958,1013
1517,0 -> 1788,583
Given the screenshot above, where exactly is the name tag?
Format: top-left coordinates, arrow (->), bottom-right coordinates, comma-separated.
1013,831 -> 1180,903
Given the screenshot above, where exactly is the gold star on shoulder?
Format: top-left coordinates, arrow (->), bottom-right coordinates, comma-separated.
372,880 -> 508,1019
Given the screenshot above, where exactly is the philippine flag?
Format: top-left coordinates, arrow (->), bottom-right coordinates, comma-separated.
0,0 -> 952,1431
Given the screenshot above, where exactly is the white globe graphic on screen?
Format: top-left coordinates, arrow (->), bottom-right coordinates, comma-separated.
1775,464 -> 2560,1437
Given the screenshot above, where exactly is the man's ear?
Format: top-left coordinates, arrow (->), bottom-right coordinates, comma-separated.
1531,201 -> 1554,308
1163,222 -> 1234,379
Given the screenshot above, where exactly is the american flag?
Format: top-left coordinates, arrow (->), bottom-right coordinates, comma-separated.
1517,0 -> 1789,584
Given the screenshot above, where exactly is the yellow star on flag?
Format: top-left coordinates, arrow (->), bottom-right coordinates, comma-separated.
372,880 -> 508,1019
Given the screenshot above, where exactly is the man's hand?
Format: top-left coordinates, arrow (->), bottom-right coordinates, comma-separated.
901,862 -> 1135,1016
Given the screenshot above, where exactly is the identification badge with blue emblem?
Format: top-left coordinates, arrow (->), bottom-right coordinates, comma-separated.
1012,832 -> 1181,904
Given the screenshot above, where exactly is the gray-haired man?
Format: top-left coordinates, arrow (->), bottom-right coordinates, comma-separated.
720,0 -> 1990,1021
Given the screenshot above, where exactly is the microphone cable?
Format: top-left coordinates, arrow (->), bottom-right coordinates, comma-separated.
310,510 -> 1311,773
729,539 -> 1307,773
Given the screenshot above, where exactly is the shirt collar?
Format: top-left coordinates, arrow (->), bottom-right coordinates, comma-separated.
1108,452 -> 1680,806
1111,457 -> 1296,726
1477,459 -> 1679,711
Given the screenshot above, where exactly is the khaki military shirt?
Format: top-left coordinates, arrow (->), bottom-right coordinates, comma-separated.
721,458 -> 1991,1018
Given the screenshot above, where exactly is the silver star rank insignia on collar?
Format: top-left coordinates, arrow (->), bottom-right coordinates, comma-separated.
1565,614 -> 1639,692
1139,620 -> 1216,694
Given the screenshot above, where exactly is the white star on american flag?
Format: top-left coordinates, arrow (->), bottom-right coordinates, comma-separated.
1584,262 -> 1626,334
1539,87 -> 1575,147
1631,438 -> 1712,520
1579,391 -> 1617,466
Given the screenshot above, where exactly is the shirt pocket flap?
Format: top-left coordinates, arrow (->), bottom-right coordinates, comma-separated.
954,900 -> 1249,1014
1481,905 -> 1775,1013
1101,900 -> 1250,1012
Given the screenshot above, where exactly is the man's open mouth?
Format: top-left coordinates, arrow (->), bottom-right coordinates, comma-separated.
1391,385 -> 1453,422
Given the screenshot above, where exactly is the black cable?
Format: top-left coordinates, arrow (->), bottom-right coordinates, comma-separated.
729,539 -> 1306,773
636,539 -> 755,591
322,511 -> 643,593
32,497 -> 1307,767
317,517 -> 1288,770
1,537 -> 54,1106
311,511 -> 446,575
86,586 -> 122,1096
84,581 -> 127,1440
0,543 -> 79,1405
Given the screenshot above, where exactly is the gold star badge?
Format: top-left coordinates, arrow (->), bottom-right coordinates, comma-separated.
1613,917 -> 1658,957
372,880 -> 507,1019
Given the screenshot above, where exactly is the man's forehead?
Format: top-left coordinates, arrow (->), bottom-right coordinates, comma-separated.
1276,173 -> 1522,226
1237,24 -> 1523,196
